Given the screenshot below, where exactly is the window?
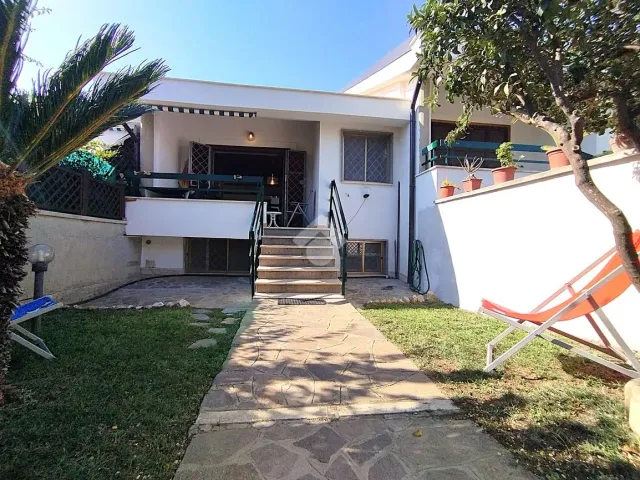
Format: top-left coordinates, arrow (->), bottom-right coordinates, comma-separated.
343,132 -> 392,183
346,241 -> 386,275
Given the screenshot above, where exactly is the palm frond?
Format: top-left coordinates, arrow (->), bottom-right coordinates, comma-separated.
0,0 -> 31,159
8,23 -> 144,170
22,60 -> 168,177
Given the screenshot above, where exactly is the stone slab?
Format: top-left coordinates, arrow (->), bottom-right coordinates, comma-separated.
208,327 -> 227,334
191,313 -> 211,322
176,414 -> 536,480
221,317 -> 239,325
188,338 -> 218,349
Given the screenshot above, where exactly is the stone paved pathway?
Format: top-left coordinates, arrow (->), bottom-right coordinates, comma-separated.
82,276 -> 415,309
196,301 -> 452,423
176,300 -> 537,479
177,415 -> 534,480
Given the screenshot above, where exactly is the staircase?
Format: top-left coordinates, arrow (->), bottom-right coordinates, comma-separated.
254,227 -> 342,297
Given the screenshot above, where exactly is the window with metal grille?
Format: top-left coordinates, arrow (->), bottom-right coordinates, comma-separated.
186,238 -> 250,274
343,132 -> 391,183
345,241 -> 386,275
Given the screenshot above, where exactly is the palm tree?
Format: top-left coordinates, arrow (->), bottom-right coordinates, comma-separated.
0,0 -> 168,405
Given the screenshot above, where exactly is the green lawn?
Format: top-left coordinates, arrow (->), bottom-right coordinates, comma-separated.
362,303 -> 640,480
0,307 -> 242,480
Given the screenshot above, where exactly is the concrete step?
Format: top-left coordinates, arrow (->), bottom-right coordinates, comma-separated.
261,235 -> 332,247
253,292 -> 344,300
255,278 -> 342,294
259,255 -> 335,268
263,227 -> 330,238
260,245 -> 334,257
257,266 -> 339,280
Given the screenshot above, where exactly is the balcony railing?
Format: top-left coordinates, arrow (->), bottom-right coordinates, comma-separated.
422,139 -> 551,170
124,172 -> 264,200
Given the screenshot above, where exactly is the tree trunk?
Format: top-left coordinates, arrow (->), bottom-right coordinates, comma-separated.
563,144 -> 640,292
0,186 -> 35,407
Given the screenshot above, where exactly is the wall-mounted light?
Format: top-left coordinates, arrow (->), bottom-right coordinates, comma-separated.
247,131 -> 255,142
267,173 -> 279,186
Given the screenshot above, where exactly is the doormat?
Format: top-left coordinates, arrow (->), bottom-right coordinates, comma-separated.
278,298 -> 327,306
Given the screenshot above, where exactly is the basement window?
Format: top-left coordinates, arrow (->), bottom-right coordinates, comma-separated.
342,132 -> 392,183
346,241 -> 386,275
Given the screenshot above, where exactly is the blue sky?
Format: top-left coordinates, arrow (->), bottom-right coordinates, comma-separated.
20,0 -> 417,92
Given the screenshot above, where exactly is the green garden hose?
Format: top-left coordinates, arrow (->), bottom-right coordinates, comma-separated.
409,239 -> 431,295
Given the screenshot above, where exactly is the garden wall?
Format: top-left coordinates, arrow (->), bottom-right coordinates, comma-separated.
416,151 -> 640,349
19,210 -> 141,304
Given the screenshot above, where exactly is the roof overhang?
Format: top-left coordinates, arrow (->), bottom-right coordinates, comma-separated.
344,37 -> 421,95
141,77 -> 410,126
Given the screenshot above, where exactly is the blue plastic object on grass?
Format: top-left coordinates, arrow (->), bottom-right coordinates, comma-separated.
10,296 -> 58,321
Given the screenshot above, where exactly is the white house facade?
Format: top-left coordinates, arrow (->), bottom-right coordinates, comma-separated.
115,36 -> 628,301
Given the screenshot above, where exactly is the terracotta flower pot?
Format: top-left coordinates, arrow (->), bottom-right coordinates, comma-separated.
462,178 -> 482,192
492,165 -> 516,184
439,185 -> 455,198
546,147 -> 570,169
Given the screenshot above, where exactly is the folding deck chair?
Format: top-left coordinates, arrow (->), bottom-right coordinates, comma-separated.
9,296 -> 62,360
479,231 -> 640,378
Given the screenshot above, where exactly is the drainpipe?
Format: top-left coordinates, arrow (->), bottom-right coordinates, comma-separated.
407,78 -> 422,282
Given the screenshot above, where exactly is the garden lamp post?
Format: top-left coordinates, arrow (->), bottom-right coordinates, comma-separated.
27,244 -> 55,334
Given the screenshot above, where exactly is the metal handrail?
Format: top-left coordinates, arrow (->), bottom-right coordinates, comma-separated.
249,183 -> 265,298
328,180 -> 349,296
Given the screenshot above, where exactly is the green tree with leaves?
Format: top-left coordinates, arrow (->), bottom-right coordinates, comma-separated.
409,0 -> 640,290
0,0 -> 168,405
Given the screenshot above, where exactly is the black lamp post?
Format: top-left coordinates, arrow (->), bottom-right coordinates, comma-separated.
27,244 -> 55,334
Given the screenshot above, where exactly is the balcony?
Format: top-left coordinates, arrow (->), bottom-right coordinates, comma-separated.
422,140 -> 551,170
124,172 -> 264,238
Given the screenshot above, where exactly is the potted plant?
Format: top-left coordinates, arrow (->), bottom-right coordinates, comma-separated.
439,178 -> 456,198
459,155 -> 484,191
542,145 -> 570,169
493,142 -> 517,184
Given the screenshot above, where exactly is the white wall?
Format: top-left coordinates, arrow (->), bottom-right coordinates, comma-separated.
125,197 -> 261,239
140,236 -> 185,275
20,211 -> 141,304
417,152 -> 640,348
583,132 -> 612,156
315,120 -> 410,279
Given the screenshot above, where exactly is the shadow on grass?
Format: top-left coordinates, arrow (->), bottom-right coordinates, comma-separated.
557,353 -> 631,384
455,392 -> 640,479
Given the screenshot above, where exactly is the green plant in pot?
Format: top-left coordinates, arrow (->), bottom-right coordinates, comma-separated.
541,145 -> 570,169
493,142 -> 517,184
439,177 -> 457,198
459,155 -> 483,192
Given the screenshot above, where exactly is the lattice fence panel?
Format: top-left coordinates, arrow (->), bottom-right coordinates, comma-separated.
346,242 -> 363,272
110,137 -> 139,173
364,242 -> 383,273
190,142 -> 211,189
208,239 -> 228,271
26,167 -> 82,215
88,179 -> 123,219
287,151 -> 305,204
188,239 -> 208,273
